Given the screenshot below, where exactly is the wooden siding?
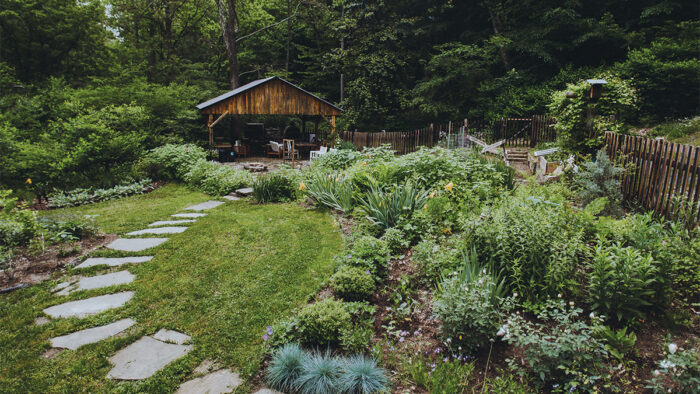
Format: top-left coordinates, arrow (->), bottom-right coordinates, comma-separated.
200,78 -> 342,116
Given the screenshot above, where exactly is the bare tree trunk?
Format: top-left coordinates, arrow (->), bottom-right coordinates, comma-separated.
285,0 -> 291,75
485,2 -> 511,70
216,0 -> 240,88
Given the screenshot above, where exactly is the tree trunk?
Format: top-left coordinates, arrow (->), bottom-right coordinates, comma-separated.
485,3 -> 511,70
216,0 -> 240,88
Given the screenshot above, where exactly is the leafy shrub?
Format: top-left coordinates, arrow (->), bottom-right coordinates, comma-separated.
433,251 -> 507,353
357,183 -> 429,230
296,298 -> 352,347
313,149 -> 363,171
646,341 -> 700,393
413,239 -> 461,285
406,355 -> 475,393
343,236 -> 389,280
267,343 -> 306,393
183,160 -> 252,196
330,266 -> 376,302
47,179 -> 153,208
253,172 -> 297,203
40,214 -> 98,241
294,350 -> 342,394
303,171 -> 354,213
139,143 -> 207,181
595,326 -> 637,361
379,227 -> 409,254
549,75 -> 637,154
339,355 -> 390,394
573,150 -> 624,216
501,300 -> 610,391
588,242 -> 657,326
339,325 -> 373,354
463,193 -> 587,305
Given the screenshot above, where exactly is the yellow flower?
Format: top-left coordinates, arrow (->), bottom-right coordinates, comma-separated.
423,204 -> 428,210
429,191 -> 435,199
298,182 -> 306,191
26,178 -> 32,184
459,335 -> 462,340
378,202 -> 382,207
443,228 -> 452,235
445,182 -> 454,192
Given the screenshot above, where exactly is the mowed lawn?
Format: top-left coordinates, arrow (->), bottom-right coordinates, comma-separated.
0,184 -> 343,393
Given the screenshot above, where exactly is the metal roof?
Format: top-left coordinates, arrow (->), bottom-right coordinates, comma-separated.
586,79 -> 608,85
195,76 -> 342,112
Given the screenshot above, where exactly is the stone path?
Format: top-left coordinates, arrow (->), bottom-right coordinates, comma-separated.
40,199 -> 242,384
76,256 -> 153,269
107,238 -> 169,252
51,318 -> 136,350
126,227 -> 187,236
149,219 -> 196,226
54,271 -> 135,296
43,292 -> 134,318
184,201 -> 224,211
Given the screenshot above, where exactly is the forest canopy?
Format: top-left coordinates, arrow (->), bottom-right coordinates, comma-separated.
0,0 -> 698,193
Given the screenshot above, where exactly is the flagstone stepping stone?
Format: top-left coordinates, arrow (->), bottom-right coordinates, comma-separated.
50,318 -> 136,350
172,213 -> 207,218
153,329 -> 190,345
76,256 -> 153,269
107,336 -> 193,380
127,227 -> 187,236
184,201 -> 224,211
176,369 -> 242,394
253,388 -> 283,394
234,187 -> 253,196
54,271 -> 135,296
149,220 -> 196,226
107,238 -> 168,252
222,195 -> 239,201
43,291 -> 134,318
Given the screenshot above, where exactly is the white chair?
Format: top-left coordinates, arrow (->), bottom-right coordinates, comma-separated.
310,145 -> 328,161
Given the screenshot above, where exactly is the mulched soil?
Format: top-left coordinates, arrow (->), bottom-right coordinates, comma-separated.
0,234 -> 118,290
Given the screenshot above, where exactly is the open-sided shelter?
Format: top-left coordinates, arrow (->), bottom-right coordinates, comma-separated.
196,76 -> 342,150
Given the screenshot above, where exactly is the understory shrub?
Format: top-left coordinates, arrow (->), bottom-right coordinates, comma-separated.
342,236 -> 389,280
330,266 -> 375,302
139,143 -> 207,180
253,172 -> 297,203
183,160 -> 251,196
588,242 -> 657,326
573,150 -> 624,216
379,227 -> 409,254
433,251 -> 508,354
463,192 -> 587,306
296,298 -> 352,347
413,239 -> 460,285
501,300 -> 610,391
47,178 -> 153,208
646,341 -> 700,393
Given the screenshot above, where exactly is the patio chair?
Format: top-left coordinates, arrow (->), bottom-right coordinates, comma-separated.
266,141 -> 282,158
310,145 -> 328,161
283,139 -> 299,161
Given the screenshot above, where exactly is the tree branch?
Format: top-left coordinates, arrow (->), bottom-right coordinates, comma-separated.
236,1 -> 300,43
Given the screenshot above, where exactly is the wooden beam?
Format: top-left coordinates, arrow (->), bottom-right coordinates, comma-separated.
208,114 -> 214,149
208,111 -> 229,128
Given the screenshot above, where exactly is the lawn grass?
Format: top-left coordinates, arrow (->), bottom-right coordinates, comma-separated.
0,184 -> 343,393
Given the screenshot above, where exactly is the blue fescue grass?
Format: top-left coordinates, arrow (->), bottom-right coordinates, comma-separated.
267,343 -> 307,392
338,355 -> 390,394
294,350 -> 342,394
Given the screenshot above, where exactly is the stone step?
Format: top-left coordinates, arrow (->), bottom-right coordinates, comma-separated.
149,220 -> 196,226
222,195 -> 240,201
43,291 -> 134,318
172,213 -> 207,218
76,256 -> 153,269
50,318 -> 136,350
184,201 -> 224,211
107,238 -> 168,252
177,369 -> 242,394
107,334 -> 193,380
234,188 -> 253,197
126,227 -> 187,236
54,271 -> 135,296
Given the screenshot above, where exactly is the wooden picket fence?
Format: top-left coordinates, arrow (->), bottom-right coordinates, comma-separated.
605,131 -> 700,224
340,115 -> 556,153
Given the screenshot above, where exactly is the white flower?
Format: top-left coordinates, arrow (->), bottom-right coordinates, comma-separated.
557,293 -> 562,298
660,360 -> 675,369
668,343 -> 678,354
569,301 -> 575,306
497,326 -> 507,337
513,292 -> 518,298
653,370 -> 660,377
589,312 -> 595,319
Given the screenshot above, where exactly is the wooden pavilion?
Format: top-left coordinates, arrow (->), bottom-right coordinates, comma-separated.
196,76 -> 342,153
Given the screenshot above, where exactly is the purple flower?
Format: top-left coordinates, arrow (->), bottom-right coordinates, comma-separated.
263,334 -> 269,341
266,326 -> 273,335
443,357 -> 449,362
399,337 -> 405,343
365,270 -> 371,274
347,254 -> 352,259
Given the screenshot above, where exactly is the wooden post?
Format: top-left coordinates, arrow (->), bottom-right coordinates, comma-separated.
208,114 -> 214,152
331,115 -> 336,146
